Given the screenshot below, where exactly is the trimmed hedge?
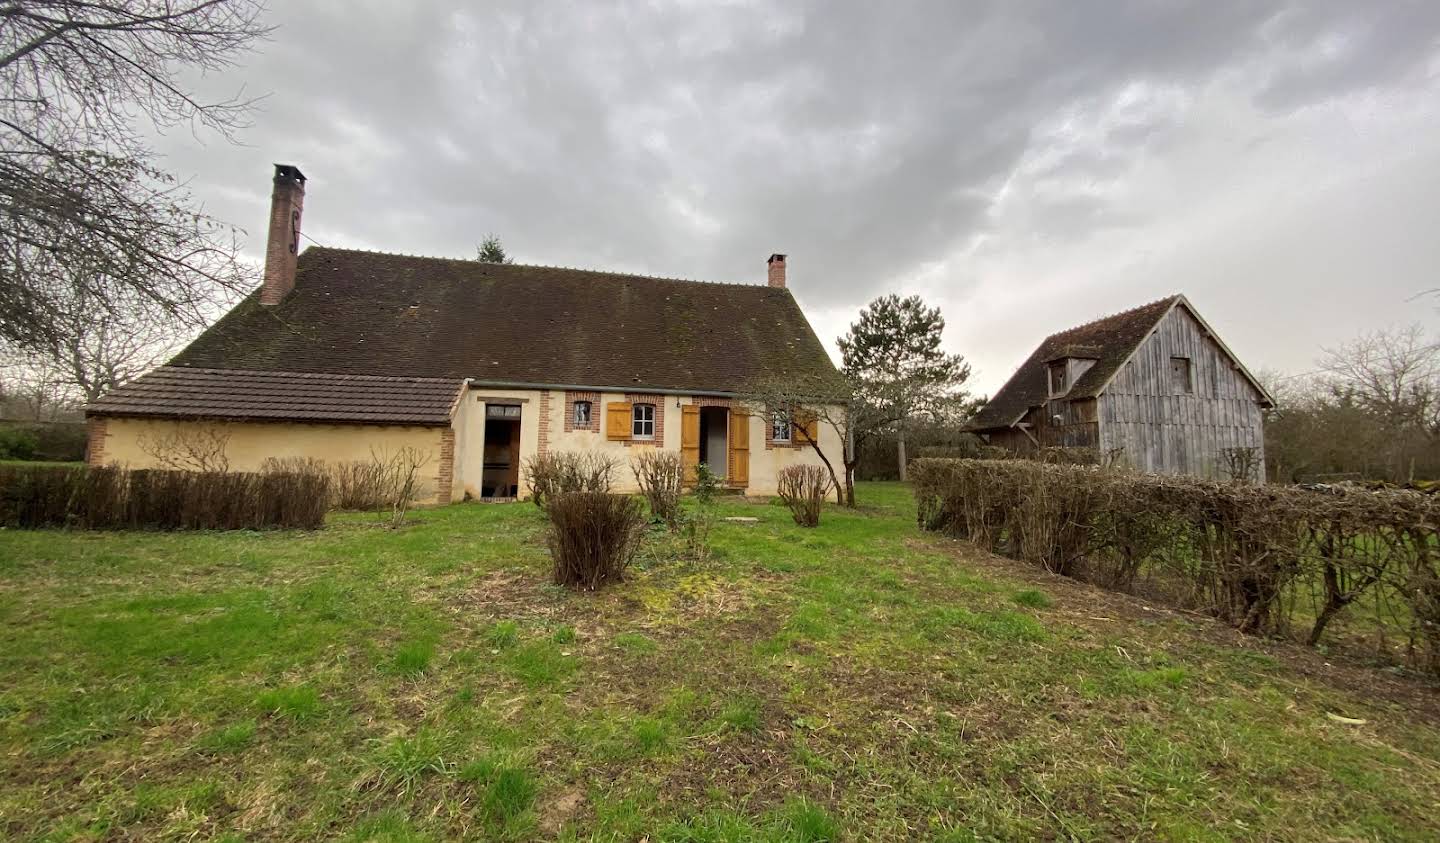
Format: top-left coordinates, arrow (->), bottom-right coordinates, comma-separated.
912,458 -> 1440,677
0,464 -> 329,530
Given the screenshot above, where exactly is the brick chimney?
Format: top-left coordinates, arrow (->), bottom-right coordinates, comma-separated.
767,253 -> 787,288
260,164 -> 306,306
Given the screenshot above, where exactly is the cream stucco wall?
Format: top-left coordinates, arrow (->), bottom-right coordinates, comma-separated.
96,389 -> 846,508
457,388 -> 544,500
94,416 -> 452,505
452,387 -> 845,499
744,406 -> 846,499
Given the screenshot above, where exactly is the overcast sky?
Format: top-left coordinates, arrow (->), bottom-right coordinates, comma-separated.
154,1 -> 1440,394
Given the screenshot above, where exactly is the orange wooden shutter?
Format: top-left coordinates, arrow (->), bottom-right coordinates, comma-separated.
801,409 -> 819,443
728,409 -> 750,486
681,405 -> 700,482
606,401 -> 633,440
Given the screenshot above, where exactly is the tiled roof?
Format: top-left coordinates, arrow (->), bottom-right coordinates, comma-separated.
87,367 -> 464,426
167,246 -> 844,396
966,296 -> 1182,432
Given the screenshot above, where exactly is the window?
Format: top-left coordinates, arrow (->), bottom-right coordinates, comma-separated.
632,403 -> 655,438
1171,356 -> 1194,394
486,403 -> 521,419
1048,361 -> 1068,397
573,400 -> 591,427
771,409 -> 792,442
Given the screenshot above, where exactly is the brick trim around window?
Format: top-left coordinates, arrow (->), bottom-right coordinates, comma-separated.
764,406 -> 803,450
624,393 -> 665,447
565,390 -> 600,433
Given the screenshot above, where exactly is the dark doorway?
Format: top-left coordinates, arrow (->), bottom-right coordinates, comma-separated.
481,404 -> 521,498
697,406 -> 728,481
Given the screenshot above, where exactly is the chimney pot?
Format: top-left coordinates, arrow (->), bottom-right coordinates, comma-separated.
767,253 -> 787,288
261,163 -> 306,306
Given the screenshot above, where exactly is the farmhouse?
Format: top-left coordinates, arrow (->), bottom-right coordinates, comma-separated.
965,296 -> 1272,480
86,165 -> 846,503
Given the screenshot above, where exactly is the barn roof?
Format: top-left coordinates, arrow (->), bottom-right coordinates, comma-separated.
965,295 -> 1270,433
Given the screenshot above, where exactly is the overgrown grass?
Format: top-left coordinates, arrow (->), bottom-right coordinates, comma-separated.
1,484 -> 1438,839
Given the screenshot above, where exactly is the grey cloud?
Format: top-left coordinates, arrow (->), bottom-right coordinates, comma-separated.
149,1 -> 1440,361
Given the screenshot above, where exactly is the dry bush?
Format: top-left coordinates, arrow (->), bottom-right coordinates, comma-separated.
137,424 -> 231,472
261,453 -> 428,519
328,460 -> 393,510
912,458 -> 1440,676
631,450 -> 683,527
777,464 -> 831,527
1221,446 -> 1263,483
0,464 -> 328,530
524,451 -> 619,511
377,446 -> 431,527
546,491 -> 646,590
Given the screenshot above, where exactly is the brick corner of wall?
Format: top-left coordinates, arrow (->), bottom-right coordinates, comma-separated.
85,415 -> 109,466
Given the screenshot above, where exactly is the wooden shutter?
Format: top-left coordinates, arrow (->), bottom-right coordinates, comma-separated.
606,401 -> 633,440
799,408 -> 819,443
681,405 -> 700,482
728,409 -> 750,486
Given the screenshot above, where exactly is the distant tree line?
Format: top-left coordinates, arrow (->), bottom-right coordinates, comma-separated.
1263,325 -> 1440,484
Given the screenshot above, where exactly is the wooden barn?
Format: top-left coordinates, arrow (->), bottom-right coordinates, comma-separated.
964,295 -> 1273,481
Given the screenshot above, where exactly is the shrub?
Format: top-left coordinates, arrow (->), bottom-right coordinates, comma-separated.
0,426 -> 40,460
911,458 -> 1440,676
0,464 -> 328,530
777,464 -> 831,528
682,461 -> 722,561
524,451 -> 619,511
631,450 -> 683,527
546,491 -> 646,590
692,461 -> 721,505
262,450 -> 431,524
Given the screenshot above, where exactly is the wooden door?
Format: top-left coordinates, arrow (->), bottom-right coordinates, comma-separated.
681,405 -> 700,483
727,409 -> 749,487
506,421 -> 521,493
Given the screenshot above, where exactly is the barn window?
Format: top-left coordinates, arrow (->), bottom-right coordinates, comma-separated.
632,403 -> 655,438
1171,357 -> 1194,394
573,400 -> 591,426
1048,361 -> 1068,397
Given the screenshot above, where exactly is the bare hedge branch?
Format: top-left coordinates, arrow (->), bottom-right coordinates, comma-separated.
913,458 -> 1440,677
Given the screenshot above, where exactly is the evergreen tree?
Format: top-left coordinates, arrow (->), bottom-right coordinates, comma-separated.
475,234 -> 512,264
838,294 -> 971,481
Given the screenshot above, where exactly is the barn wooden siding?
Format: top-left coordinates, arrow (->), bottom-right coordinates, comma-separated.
1098,306 -> 1265,481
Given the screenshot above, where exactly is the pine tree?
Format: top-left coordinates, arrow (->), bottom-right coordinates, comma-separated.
838,294 -> 971,481
475,234 -> 512,264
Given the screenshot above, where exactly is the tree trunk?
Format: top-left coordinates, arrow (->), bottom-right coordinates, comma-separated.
896,427 -> 908,482
843,463 -> 856,507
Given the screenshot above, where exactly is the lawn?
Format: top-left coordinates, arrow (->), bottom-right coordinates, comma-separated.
2,483 -> 1438,841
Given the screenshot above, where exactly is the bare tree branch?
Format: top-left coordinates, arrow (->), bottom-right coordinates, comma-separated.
0,0 -> 268,348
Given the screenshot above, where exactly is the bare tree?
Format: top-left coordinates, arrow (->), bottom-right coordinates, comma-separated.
25,284 -> 179,402
1321,326 -> 1440,482
0,352 -> 75,420
742,375 -> 903,508
1,1 -> 269,349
